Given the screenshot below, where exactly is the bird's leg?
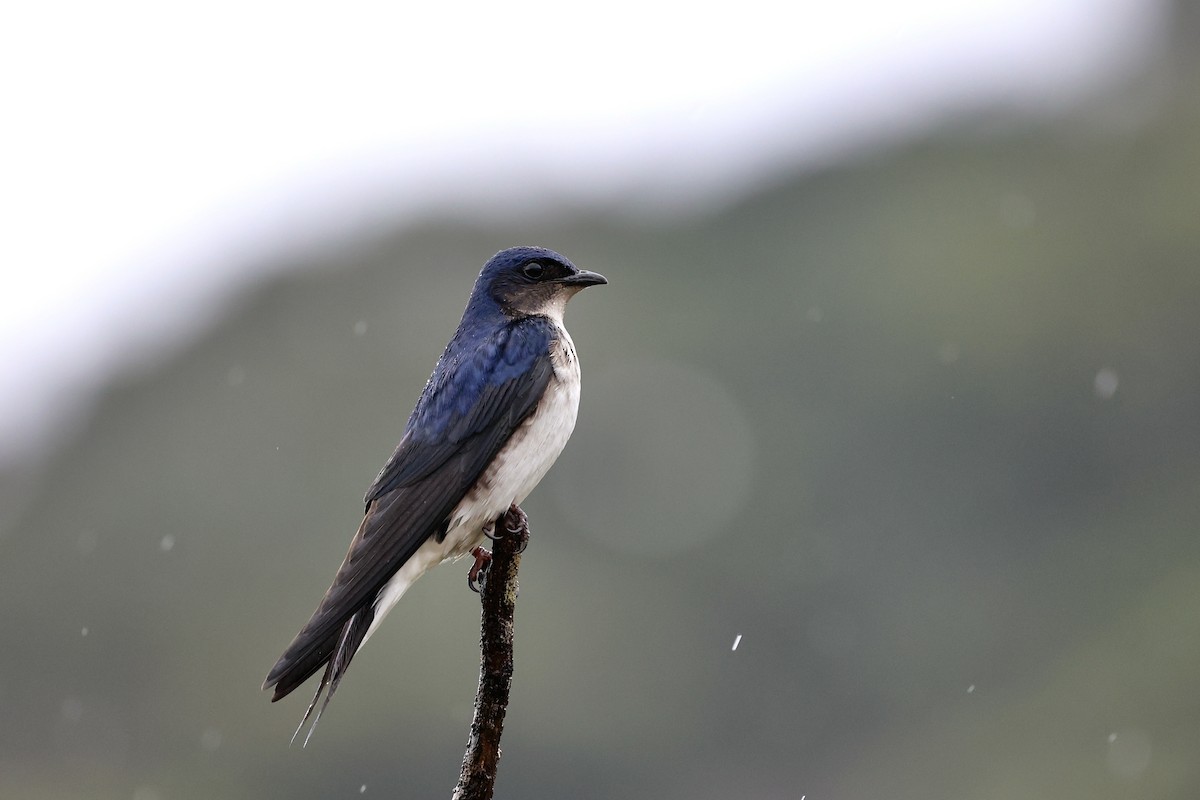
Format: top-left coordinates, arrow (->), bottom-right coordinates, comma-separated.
467,547 -> 492,593
468,505 -> 531,591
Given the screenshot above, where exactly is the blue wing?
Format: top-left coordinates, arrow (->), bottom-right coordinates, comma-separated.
364,317 -> 555,504
264,316 -> 557,701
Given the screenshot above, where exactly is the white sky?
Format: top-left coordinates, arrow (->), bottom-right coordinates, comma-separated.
0,0 -> 1162,465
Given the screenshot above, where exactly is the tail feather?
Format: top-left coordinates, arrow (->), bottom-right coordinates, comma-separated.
281,604 -> 375,746
264,535 -> 442,739
265,637 -> 334,702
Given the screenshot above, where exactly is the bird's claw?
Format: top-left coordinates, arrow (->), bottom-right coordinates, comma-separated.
467,546 -> 492,593
504,503 -> 528,534
504,504 -> 530,552
510,525 -> 530,554
470,506 -> 529,591
482,504 -> 529,544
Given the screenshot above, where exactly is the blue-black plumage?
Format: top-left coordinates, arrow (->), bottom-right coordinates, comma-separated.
262,246 -> 605,742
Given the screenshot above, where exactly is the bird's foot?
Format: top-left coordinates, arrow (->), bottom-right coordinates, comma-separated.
467,546 -> 492,593
504,504 -> 530,553
481,504 -> 530,552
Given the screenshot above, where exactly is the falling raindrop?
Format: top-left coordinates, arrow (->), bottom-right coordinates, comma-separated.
731,634 -> 742,651
1106,728 -> 1151,779
1094,367 -> 1119,399
160,535 -> 175,552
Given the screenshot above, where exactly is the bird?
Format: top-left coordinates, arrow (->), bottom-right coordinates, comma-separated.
262,246 -> 606,743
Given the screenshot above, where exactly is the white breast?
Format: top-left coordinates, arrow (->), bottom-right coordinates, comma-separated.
363,323 -> 582,642
448,324 -> 581,544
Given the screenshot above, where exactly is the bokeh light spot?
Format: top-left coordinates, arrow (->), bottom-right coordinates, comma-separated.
555,359 -> 754,558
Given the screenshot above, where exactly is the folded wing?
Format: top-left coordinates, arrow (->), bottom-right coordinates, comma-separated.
263,317 -> 557,702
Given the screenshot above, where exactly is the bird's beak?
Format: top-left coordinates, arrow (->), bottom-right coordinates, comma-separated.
559,269 -> 608,287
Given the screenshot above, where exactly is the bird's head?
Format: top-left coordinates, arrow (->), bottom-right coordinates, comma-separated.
476,246 -> 607,322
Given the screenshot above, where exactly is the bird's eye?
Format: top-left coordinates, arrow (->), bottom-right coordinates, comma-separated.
522,262 -> 545,279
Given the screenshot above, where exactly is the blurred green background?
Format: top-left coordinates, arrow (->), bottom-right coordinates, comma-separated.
3,7 -> 1200,800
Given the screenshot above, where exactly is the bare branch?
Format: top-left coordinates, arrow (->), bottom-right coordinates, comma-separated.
452,504 -> 528,800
